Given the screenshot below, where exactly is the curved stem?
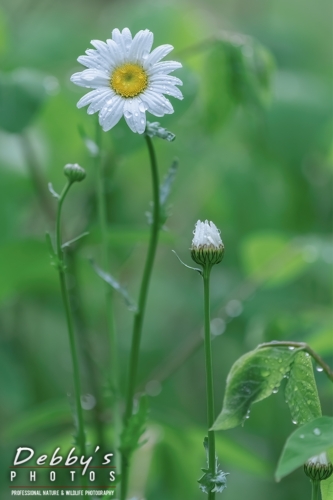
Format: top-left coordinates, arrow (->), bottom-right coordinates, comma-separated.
94,121 -> 120,452
120,135 -> 160,500
258,341 -> 333,382
203,267 -> 216,500
56,182 -> 86,459
311,480 -> 320,500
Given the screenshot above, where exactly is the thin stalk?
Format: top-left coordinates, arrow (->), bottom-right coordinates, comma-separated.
203,266 -> 216,500
311,480 -> 320,500
94,121 -> 120,451
258,341 -> 333,382
56,182 -> 86,458
120,135 -> 160,500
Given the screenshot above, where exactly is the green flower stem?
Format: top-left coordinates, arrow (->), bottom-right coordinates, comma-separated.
311,480 -> 320,500
203,266 -> 216,500
120,135 -> 160,500
56,182 -> 86,458
94,121 -> 120,452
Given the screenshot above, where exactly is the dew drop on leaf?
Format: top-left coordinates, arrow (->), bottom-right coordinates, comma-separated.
272,387 -> 279,394
313,428 -> 321,435
299,434 -> 305,439
316,365 -> 324,372
288,346 -> 295,351
261,370 -> 270,377
292,419 -> 298,425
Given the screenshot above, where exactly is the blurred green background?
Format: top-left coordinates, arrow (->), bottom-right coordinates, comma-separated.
0,0 -> 332,499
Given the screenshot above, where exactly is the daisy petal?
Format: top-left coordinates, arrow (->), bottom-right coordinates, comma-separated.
70,69 -> 110,88
144,44 -> 174,68
149,60 -> 182,75
150,82 -> 183,100
112,27 -> 132,55
99,95 -> 124,131
149,74 -> 183,87
106,38 -> 124,65
129,29 -> 154,63
123,98 -> 146,134
77,55 -> 110,71
87,89 -> 115,114
141,90 -> 174,117
77,89 -> 107,108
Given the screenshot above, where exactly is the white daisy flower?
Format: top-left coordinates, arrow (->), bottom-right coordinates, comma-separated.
70,28 -> 183,134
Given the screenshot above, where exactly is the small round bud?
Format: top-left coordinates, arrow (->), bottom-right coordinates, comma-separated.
304,453 -> 333,481
64,163 -> 86,183
191,220 -> 224,268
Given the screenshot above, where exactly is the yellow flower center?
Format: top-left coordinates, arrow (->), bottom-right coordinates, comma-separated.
111,63 -> 148,98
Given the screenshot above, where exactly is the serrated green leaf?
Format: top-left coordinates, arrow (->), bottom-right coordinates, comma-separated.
285,351 -> 322,426
0,69 -> 48,133
119,395 -> 148,458
275,416 -> 333,481
212,346 -> 298,430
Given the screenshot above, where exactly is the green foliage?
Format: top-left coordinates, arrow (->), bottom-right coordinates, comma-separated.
285,351 -> 322,425
203,33 -> 275,131
0,69 -> 48,133
0,239 -> 57,302
119,396 -> 148,458
275,417 -> 333,481
198,437 -> 228,493
147,159 -> 179,228
212,346 -> 298,430
240,232 -> 309,287
91,260 -> 137,312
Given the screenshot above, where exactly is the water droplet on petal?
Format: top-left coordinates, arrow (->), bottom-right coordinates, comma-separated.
134,112 -> 138,117
140,119 -> 145,125
316,365 -> 324,372
138,102 -> 147,112
313,428 -> 321,436
124,110 -> 132,119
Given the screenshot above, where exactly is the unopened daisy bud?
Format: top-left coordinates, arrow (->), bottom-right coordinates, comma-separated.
64,163 -> 86,183
304,452 -> 333,481
191,220 -> 224,268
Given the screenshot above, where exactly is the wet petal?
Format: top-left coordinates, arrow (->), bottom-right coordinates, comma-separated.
128,30 -> 154,63
144,44 -> 174,68
141,90 -> 174,117
148,60 -> 182,75
70,69 -> 110,88
99,95 -> 124,131
123,98 -> 147,134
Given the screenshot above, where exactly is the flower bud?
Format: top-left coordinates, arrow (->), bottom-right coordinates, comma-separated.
191,220 -> 224,268
304,452 -> 333,481
64,163 -> 86,183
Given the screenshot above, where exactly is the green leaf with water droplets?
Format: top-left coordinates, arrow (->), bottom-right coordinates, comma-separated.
212,346 -> 298,430
285,351 -> 322,426
275,416 -> 333,481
